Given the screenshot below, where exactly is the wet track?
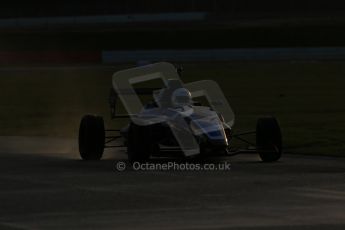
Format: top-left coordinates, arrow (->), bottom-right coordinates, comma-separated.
0,136 -> 344,230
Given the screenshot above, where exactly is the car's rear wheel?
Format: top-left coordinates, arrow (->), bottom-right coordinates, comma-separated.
79,115 -> 105,160
127,123 -> 158,162
256,117 -> 282,162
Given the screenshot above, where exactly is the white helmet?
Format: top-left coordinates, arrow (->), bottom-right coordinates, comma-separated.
171,88 -> 192,107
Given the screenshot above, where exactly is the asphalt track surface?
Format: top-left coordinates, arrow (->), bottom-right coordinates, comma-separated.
0,136 -> 344,230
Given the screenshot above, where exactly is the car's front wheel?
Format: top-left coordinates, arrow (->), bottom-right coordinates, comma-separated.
256,117 -> 282,162
79,115 -> 105,160
127,123 -> 158,162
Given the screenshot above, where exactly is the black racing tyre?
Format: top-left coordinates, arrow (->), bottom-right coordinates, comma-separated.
256,117 -> 282,162
79,115 -> 105,160
127,123 -> 158,162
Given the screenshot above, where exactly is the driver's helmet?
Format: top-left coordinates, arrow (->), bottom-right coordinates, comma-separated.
171,88 -> 192,107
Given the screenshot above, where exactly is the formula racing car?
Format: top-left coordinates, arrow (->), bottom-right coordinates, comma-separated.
78,63 -> 282,162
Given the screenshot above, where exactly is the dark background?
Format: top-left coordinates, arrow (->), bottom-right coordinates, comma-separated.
1,0 -> 345,18
1,0 -> 345,51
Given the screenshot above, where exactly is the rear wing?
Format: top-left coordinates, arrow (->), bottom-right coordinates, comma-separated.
108,87 -> 161,119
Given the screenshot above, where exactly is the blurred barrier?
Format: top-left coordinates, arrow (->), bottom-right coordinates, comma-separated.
0,51 -> 101,65
0,13 -> 207,29
2,47 -> 345,65
102,47 -> 345,63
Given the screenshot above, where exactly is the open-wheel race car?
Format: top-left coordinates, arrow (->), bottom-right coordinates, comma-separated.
78,63 -> 282,162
